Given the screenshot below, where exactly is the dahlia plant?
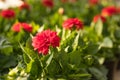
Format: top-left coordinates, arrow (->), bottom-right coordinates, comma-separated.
0,0 -> 120,80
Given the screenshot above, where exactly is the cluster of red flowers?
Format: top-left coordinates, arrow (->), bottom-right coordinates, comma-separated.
12,22 -> 33,32
62,18 -> 83,30
41,0 -> 54,8
0,9 -> 15,19
2,0 -> 119,56
32,18 -> 83,55
32,29 -> 60,55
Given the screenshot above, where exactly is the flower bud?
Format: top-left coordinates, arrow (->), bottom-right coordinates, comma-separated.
58,7 -> 64,15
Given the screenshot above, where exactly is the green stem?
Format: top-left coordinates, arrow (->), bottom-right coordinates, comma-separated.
19,43 -> 33,61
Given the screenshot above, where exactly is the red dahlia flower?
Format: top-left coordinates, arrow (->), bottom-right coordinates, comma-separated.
101,6 -> 117,17
62,18 -> 83,30
41,0 -> 54,8
32,29 -> 60,55
21,23 -> 33,32
19,2 -> 30,10
12,22 -> 32,32
93,15 -> 106,23
0,9 -> 15,19
12,23 -> 21,32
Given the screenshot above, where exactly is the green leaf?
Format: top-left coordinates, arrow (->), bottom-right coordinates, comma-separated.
68,73 -> 91,78
101,37 -> 113,48
60,31 -> 77,51
94,19 -> 103,36
30,22 -> 40,33
0,54 -> 17,70
89,67 -> 107,80
0,46 -> 13,55
57,78 -> 66,80
46,60 -> 61,77
0,36 -> 13,55
69,50 -> 82,67
58,50 -> 69,69
46,53 -> 53,68
114,29 -> 120,40
20,44 -> 37,62
26,60 -> 34,73
26,60 -> 38,76
72,32 -> 80,50
25,38 -> 33,49
85,42 -> 100,54
61,28 -> 71,42
84,55 -> 94,66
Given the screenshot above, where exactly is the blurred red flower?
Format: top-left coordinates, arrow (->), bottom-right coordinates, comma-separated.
101,6 -> 117,17
32,29 -> 60,55
89,0 -> 99,5
41,0 -> 54,8
12,22 -> 32,32
1,9 -> 15,19
19,2 -> 30,10
93,15 -> 106,23
21,23 -> 33,32
62,18 -> 83,30
11,23 -> 21,32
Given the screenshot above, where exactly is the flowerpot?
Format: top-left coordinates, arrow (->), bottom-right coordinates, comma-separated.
113,60 -> 120,80
104,60 -> 120,80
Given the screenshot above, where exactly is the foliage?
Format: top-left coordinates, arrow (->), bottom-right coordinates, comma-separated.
0,0 -> 120,80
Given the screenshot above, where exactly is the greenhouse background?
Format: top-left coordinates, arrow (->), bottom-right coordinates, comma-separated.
0,0 -> 120,80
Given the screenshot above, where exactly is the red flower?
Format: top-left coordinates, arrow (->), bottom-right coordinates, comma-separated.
12,22 -> 32,32
89,0 -> 99,5
19,2 -> 30,10
101,6 -> 117,17
11,23 -> 21,32
32,29 -> 60,55
62,18 -> 83,30
21,23 -> 32,32
93,15 -> 106,23
41,0 -> 54,8
0,9 -> 15,19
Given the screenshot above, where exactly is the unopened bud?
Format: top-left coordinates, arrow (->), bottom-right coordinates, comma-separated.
58,7 -> 64,15
8,67 -> 18,76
